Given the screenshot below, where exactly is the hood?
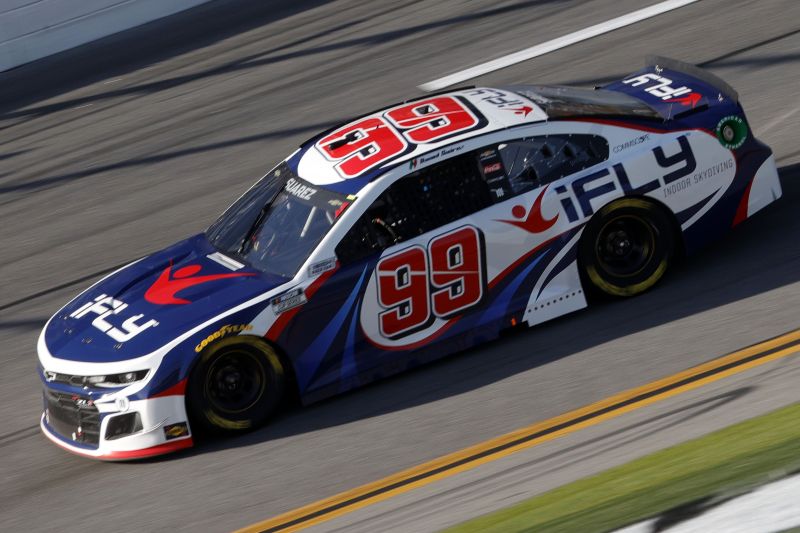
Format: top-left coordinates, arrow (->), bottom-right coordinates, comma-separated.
43,234 -> 289,363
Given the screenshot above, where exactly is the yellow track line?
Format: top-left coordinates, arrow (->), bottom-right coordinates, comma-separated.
237,328 -> 800,533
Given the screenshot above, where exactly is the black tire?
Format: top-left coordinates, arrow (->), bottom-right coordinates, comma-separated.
187,336 -> 285,434
579,198 -> 675,297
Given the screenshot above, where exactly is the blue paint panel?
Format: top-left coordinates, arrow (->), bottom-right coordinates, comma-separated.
295,266 -> 368,391
297,232 -> 576,403
604,64 -> 732,120
44,234 -> 287,364
477,255 -> 544,327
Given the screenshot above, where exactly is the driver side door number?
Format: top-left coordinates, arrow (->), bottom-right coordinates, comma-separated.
375,226 -> 486,339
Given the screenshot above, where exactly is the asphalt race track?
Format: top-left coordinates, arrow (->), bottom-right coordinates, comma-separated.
1,0 -> 799,531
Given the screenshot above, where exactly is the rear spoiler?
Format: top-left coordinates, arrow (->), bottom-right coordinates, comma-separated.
645,55 -> 738,103
603,56 -> 738,120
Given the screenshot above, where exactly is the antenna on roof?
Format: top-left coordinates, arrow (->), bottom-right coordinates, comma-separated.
327,131 -> 361,151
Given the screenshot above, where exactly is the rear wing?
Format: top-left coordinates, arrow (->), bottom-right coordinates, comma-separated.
603,56 -> 738,120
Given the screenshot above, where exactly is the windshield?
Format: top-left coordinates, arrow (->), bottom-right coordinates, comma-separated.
206,163 -> 352,277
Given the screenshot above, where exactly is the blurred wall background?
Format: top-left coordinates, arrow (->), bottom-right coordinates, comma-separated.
0,0 -> 212,71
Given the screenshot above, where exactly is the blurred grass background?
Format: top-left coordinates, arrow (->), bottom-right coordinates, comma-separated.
447,402 -> 800,532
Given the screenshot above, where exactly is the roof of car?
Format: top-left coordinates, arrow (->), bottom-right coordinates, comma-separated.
289,87 -> 549,195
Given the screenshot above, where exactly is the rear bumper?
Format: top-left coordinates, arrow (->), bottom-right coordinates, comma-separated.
744,154 -> 782,219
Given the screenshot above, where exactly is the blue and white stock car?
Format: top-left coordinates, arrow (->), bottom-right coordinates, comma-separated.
39,57 -> 780,459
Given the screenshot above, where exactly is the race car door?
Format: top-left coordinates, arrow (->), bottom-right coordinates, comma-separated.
299,151 -> 497,399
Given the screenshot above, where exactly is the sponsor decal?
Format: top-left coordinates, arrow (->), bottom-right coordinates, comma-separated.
327,197 -> 353,219
116,397 -> 130,412
334,201 -> 351,218
271,288 -> 307,314
550,135 -> 699,221
665,92 -> 702,108
613,134 -> 651,153
622,73 -> 699,103
70,294 -> 159,343
498,186 -> 559,234
478,149 -> 496,161
206,252 -> 245,271
465,88 -> 531,112
72,395 -> 94,408
163,422 -> 189,440
145,263 -> 256,305
506,105 -> 534,117
663,157 -> 735,198
332,195 -> 356,218
308,257 -> 337,277
285,177 -> 317,200
483,162 -> 502,174
477,147 -> 508,199
662,176 -> 692,197
194,324 -> 254,353
693,158 -> 735,183
716,115 -> 747,150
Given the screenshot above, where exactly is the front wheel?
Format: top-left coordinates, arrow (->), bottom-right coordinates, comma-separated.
579,198 -> 675,297
187,337 -> 285,434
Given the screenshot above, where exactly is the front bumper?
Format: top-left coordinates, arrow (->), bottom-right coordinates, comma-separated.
41,414 -> 193,459
40,377 -> 194,460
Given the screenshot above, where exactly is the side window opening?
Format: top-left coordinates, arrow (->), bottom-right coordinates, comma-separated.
336,153 -> 493,263
335,134 -> 608,264
494,134 -> 609,195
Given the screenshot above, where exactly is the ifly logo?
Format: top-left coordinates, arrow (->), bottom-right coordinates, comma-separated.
145,263 -> 255,305
623,73 -> 698,102
70,294 -> 159,343
498,186 -> 559,234
553,135 -> 697,222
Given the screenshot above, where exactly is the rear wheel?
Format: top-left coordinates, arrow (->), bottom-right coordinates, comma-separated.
187,337 -> 285,434
579,198 -> 675,297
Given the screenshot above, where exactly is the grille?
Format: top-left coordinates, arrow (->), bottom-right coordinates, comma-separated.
44,389 -> 101,446
43,371 -> 88,387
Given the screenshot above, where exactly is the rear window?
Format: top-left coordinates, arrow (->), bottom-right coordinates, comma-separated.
507,85 -> 661,119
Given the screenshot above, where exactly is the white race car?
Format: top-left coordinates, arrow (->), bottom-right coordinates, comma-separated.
38,57 -> 780,459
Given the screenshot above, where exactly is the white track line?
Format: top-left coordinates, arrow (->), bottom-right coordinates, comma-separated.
756,105 -> 800,135
419,0 -> 702,92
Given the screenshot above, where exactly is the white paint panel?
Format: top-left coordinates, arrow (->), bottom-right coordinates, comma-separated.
747,154 -> 782,218
298,88 -> 546,186
524,231 -> 587,327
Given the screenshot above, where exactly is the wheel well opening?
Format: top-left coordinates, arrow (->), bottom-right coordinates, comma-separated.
184,335 -> 301,418
579,195 -> 685,260
640,196 -> 685,260
576,195 -> 684,300
266,340 -> 301,404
